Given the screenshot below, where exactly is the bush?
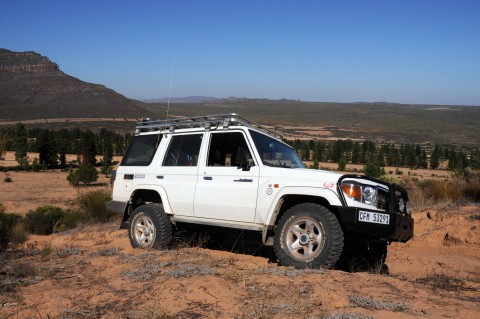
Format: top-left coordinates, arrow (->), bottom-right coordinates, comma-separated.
4,177 -> 12,182
67,165 -> 99,186
402,170 -> 480,210
10,222 -> 29,249
462,169 -> 480,202
31,157 -> 41,172
421,179 -> 464,203
0,204 -> 26,251
77,190 -> 114,223
24,206 -> 81,235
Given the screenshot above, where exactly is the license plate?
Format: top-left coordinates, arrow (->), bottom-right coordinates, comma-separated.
358,211 -> 390,225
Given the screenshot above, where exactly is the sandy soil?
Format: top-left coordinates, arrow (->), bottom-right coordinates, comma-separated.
0,152 -> 111,215
1,161 -> 479,318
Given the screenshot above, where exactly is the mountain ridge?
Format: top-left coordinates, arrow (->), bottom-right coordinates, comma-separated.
0,48 -> 153,120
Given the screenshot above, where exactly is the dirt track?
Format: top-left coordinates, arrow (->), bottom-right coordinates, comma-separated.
0,204 -> 479,318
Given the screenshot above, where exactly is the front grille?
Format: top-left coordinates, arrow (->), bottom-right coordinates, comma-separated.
377,188 -> 389,210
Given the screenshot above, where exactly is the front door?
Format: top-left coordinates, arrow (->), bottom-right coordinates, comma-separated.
194,131 -> 259,222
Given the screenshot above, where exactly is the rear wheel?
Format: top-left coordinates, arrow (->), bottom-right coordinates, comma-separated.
274,203 -> 343,269
129,204 -> 173,249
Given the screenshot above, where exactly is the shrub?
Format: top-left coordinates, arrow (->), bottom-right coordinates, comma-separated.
77,190 -> 113,223
67,165 -> 99,186
0,204 -> 26,251
422,179 -> 463,203
416,269 -> 466,292
9,222 -> 29,249
4,177 -> 12,182
31,157 -> 41,172
24,205 -> 81,235
462,169 -> 480,202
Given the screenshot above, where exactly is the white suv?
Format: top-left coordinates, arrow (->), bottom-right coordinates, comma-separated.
107,114 -> 413,269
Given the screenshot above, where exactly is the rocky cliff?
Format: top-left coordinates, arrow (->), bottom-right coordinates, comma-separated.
0,48 -> 152,121
0,49 -> 59,73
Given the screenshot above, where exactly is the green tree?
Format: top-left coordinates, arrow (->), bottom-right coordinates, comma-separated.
101,138 -> 114,176
364,157 -> 385,179
338,156 -> 347,171
0,133 -> 6,160
430,144 -> 441,169
38,129 -> 57,168
419,150 -> 428,169
351,142 -> 361,164
80,131 -> 97,166
14,123 -> 28,168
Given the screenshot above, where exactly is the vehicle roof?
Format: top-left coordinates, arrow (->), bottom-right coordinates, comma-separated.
134,113 -> 283,140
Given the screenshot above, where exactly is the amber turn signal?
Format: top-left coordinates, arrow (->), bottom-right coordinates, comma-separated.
341,182 -> 362,201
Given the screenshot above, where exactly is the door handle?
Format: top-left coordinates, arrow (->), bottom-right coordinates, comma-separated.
234,178 -> 253,182
204,176 -> 213,180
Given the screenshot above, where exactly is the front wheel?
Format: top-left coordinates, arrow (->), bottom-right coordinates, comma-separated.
274,203 -> 344,269
129,204 -> 173,249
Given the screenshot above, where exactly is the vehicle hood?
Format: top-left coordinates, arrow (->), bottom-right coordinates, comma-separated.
259,166 -> 343,186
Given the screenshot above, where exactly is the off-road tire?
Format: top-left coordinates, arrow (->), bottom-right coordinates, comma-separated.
274,203 -> 344,269
129,204 -> 173,249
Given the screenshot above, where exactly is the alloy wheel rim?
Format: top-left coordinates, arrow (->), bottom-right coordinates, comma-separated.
134,215 -> 155,247
285,217 -> 325,261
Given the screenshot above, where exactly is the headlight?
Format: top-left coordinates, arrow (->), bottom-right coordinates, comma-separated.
362,186 -> 377,206
341,182 -> 378,207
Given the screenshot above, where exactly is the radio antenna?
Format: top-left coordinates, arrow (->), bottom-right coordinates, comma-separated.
165,58 -> 176,123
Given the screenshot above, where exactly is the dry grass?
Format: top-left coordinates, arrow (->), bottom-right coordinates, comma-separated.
402,174 -> 480,210
348,295 -> 411,312
416,269 -> 469,292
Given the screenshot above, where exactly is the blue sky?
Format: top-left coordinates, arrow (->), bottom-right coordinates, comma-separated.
2,0 -> 480,105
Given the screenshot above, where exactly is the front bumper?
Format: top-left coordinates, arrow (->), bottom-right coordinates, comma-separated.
336,207 -> 414,242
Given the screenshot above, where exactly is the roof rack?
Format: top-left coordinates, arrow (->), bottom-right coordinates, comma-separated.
135,113 -> 282,138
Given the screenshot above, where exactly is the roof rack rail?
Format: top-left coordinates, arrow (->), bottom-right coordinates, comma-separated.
135,113 -> 282,138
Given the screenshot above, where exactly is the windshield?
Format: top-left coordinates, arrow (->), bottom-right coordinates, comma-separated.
249,130 -> 304,168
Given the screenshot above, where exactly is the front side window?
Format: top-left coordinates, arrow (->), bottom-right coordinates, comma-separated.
121,134 -> 161,166
163,134 -> 203,166
249,130 -> 304,168
207,132 -> 255,167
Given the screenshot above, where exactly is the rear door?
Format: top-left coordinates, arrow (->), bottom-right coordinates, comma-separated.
155,133 -> 204,217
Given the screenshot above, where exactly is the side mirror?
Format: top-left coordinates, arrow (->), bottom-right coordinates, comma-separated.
237,163 -> 251,171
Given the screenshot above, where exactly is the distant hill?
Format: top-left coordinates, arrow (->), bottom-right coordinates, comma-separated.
142,99 -> 480,145
143,96 -> 219,103
0,48 -> 153,120
1,49 -> 479,145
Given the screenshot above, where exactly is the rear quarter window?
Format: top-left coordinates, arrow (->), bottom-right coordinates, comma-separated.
121,134 -> 161,166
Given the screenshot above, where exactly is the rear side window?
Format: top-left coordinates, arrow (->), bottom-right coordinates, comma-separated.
163,134 -> 203,166
121,134 -> 161,166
